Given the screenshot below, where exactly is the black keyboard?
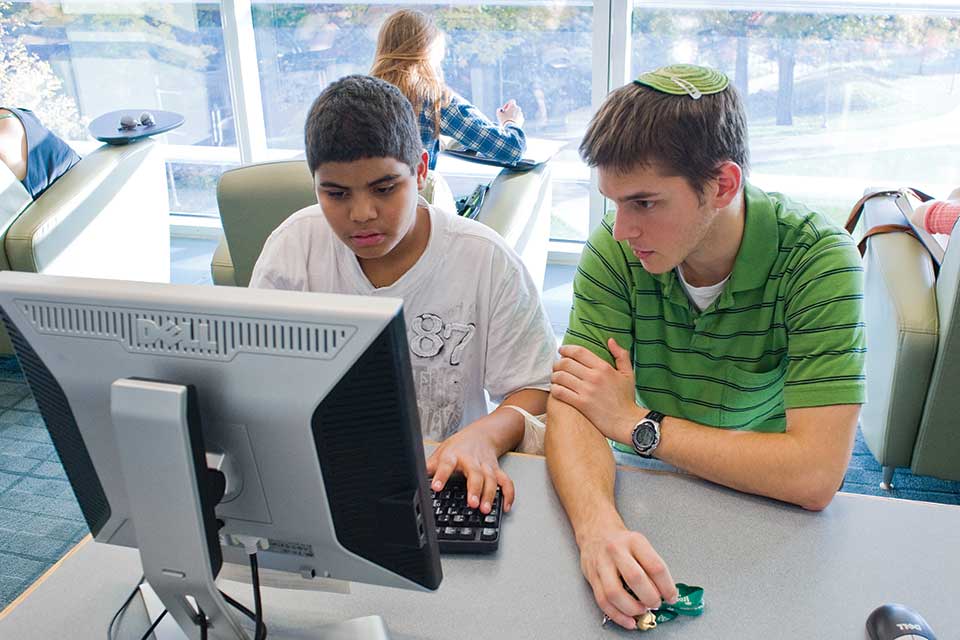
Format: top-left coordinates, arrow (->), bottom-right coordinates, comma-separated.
430,476 -> 502,553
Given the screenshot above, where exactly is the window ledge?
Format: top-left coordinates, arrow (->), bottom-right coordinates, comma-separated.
547,240 -> 583,266
170,214 -> 223,240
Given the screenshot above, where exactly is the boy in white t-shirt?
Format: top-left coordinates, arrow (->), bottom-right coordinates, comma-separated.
250,75 -> 556,516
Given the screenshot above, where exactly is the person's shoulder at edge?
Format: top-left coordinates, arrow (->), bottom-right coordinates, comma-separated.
263,203 -> 328,243
250,203 -> 329,289
754,185 -> 858,254
256,203 -> 331,268
0,110 -> 23,174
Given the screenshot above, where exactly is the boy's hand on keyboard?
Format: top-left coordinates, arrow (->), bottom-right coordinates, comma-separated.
426,425 -> 515,515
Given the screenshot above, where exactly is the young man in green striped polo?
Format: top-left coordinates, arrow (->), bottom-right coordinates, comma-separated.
544,64 -> 865,630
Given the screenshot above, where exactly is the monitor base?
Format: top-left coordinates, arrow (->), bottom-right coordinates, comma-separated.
143,582 -> 392,640
310,616 -> 392,640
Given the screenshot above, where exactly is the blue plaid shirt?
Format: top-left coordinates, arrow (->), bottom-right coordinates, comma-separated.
420,93 -> 526,170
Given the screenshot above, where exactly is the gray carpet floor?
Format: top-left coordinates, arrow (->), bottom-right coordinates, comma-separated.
0,356 -> 87,611
0,354 -> 957,611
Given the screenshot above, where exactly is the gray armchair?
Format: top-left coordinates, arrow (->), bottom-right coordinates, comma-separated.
0,138 -> 170,352
211,160 -> 551,289
857,190 -> 960,487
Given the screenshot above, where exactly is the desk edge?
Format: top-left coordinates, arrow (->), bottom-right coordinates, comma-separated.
0,533 -> 92,621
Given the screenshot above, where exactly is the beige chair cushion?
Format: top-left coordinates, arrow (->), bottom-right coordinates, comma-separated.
0,139 -> 169,354
472,164 -> 552,289
0,162 -> 31,271
216,161 -> 317,288
6,140 -> 169,280
858,191 -> 938,468
911,219 -> 960,479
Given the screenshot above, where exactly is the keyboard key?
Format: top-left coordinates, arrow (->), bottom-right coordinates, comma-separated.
430,475 -> 503,553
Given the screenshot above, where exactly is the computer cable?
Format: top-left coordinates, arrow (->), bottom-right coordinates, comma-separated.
249,552 -> 267,640
216,556 -> 267,638
139,609 -> 168,640
220,590 -> 256,620
107,574 -> 144,640
220,589 -> 268,639
197,605 -> 208,640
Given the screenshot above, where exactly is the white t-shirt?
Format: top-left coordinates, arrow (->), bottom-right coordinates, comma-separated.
677,266 -> 730,312
249,201 -> 557,442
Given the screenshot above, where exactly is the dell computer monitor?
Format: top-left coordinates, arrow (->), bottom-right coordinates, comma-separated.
0,272 -> 441,638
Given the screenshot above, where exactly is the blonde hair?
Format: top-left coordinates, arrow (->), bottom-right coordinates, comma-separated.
370,9 -> 450,136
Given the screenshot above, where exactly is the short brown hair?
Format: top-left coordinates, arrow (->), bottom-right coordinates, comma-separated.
579,81 -> 749,195
304,75 -> 421,174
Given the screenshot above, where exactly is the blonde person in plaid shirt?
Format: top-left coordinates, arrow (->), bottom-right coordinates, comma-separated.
371,9 -> 527,170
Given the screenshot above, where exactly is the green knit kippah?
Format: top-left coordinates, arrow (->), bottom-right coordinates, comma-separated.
634,64 -> 729,100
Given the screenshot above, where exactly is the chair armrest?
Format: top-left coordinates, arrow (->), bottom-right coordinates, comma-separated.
475,163 -> 552,288
0,163 -> 31,270
912,217 -> 960,480
215,160 -> 317,289
5,139 -> 169,283
859,191 -> 938,468
211,234 -> 237,287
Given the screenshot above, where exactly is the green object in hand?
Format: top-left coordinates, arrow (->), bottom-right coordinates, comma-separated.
649,583 -> 705,625
603,583 -> 704,631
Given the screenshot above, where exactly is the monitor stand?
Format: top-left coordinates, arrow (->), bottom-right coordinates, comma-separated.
110,378 -> 392,640
139,582 -> 391,640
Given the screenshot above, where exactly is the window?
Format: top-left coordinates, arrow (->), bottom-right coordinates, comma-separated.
8,1 -> 959,243
632,3 -> 960,226
2,1 -> 238,216
251,1 -> 594,240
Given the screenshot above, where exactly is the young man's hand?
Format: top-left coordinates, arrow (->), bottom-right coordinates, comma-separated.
550,339 -> 643,444
578,522 -> 679,630
426,422 -> 515,514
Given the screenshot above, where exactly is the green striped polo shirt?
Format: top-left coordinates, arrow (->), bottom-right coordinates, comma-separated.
564,183 -> 866,433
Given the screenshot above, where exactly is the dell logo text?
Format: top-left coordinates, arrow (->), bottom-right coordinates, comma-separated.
136,318 -> 218,350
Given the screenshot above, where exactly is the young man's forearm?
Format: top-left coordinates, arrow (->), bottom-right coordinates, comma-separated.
620,405 -> 860,510
545,397 -> 625,544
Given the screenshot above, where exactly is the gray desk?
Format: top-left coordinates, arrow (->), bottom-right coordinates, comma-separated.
3,453 -> 958,639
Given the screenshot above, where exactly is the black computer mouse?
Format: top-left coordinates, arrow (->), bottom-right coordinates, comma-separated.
866,603 -> 937,639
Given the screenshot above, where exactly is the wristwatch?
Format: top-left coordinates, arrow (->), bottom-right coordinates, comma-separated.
631,411 -> 665,458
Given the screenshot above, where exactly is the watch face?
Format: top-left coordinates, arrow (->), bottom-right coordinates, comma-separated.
635,422 -> 657,447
